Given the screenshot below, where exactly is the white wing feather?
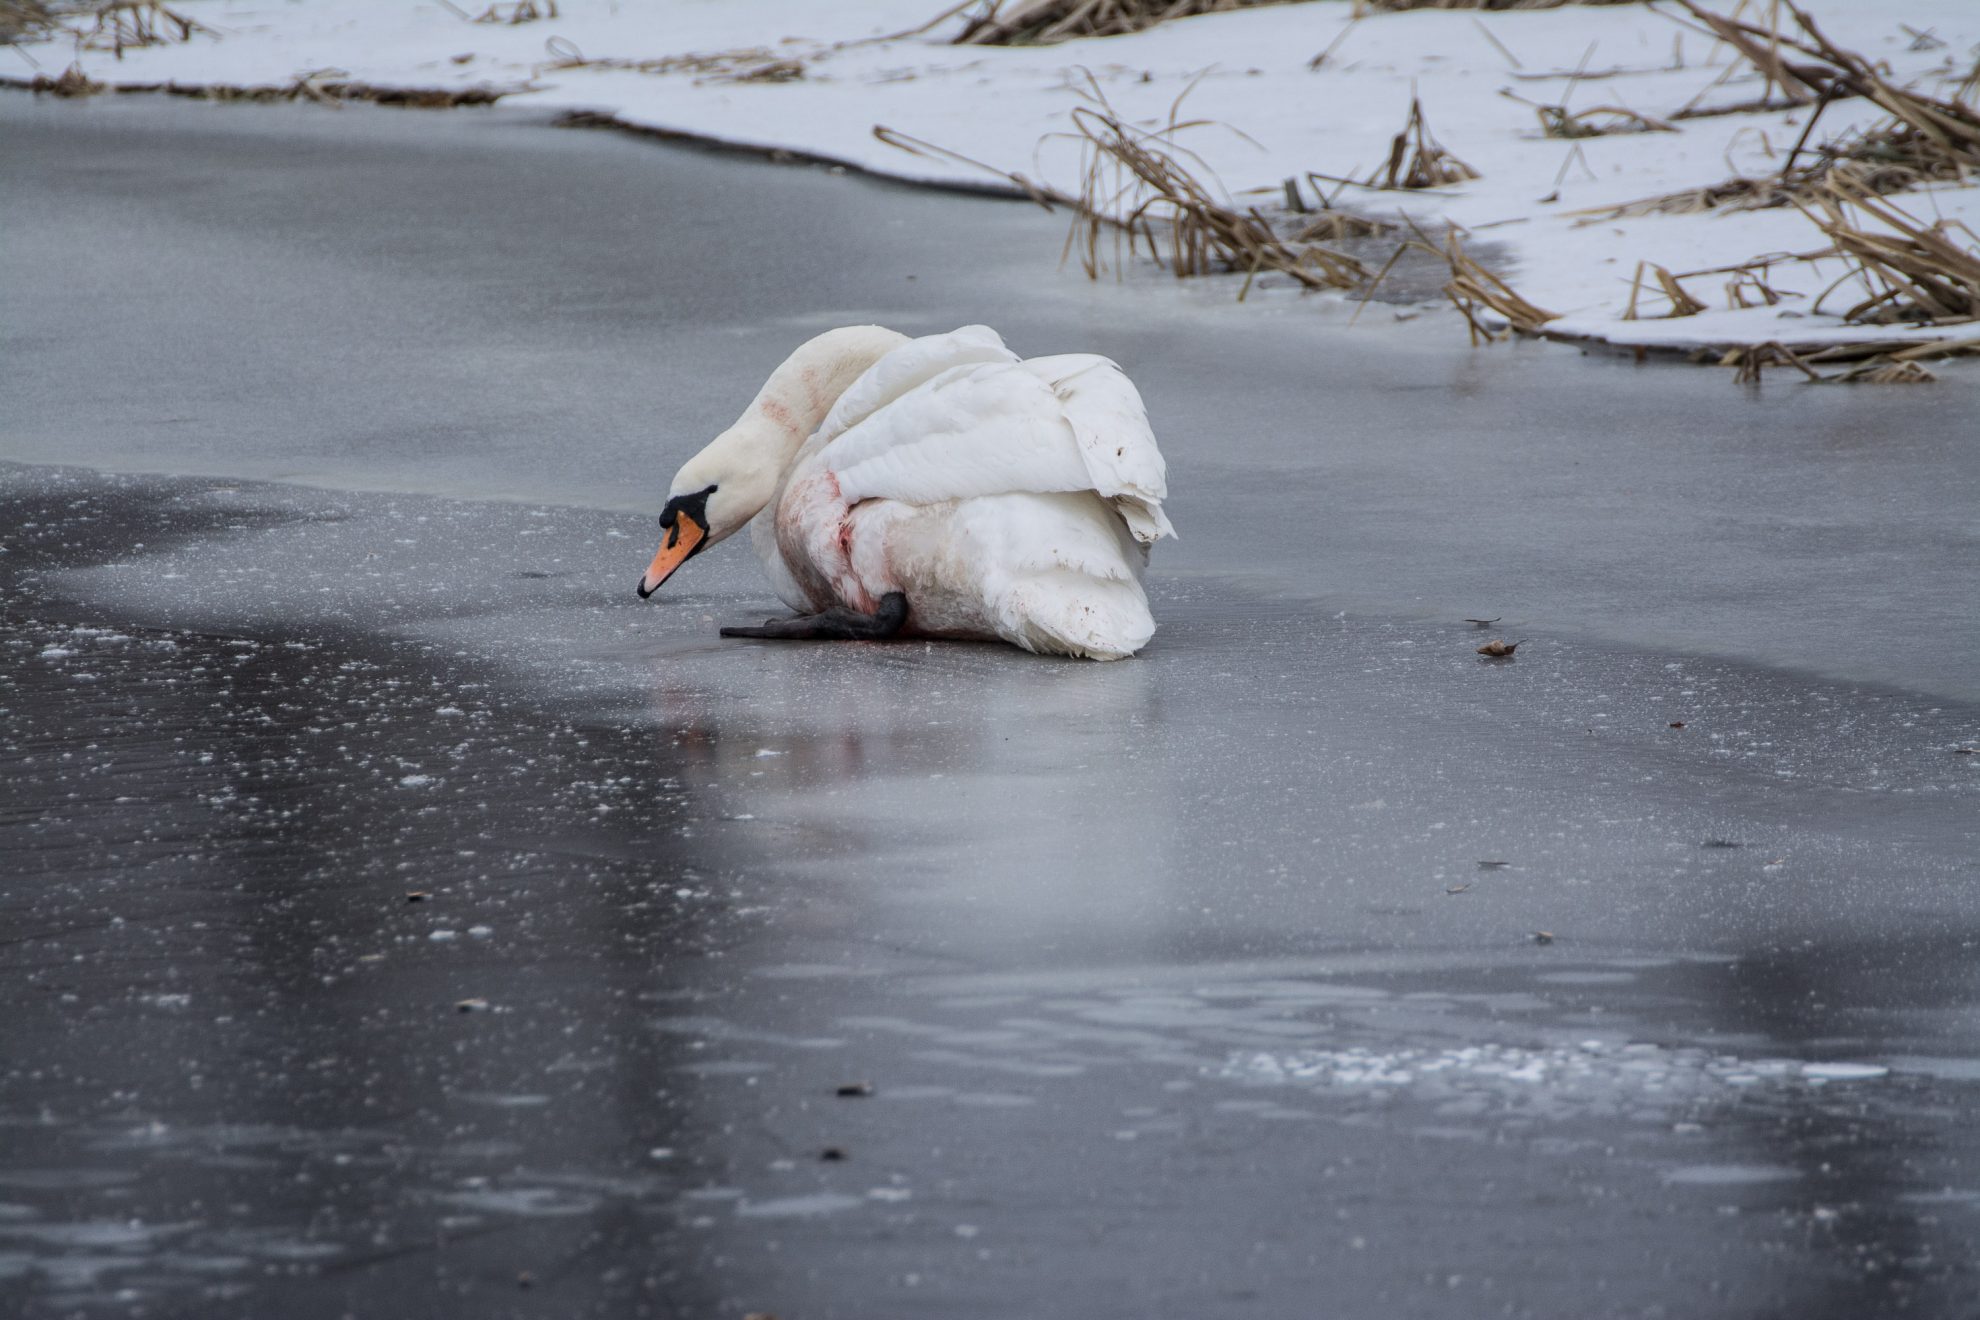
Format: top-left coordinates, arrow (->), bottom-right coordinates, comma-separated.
828,363 -> 1089,507
1020,354 -> 1173,544
816,324 -> 1015,446
818,332 -> 1174,549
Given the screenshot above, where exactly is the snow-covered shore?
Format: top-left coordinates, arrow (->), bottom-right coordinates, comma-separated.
11,0 -> 1979,354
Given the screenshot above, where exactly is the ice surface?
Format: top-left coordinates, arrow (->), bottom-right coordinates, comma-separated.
5,91 -> 1980,1320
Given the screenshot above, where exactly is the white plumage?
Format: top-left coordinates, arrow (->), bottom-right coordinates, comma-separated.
644,324 -> 1174,661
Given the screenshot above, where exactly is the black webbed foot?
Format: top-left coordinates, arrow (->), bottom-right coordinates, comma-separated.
720,592 -> 909,642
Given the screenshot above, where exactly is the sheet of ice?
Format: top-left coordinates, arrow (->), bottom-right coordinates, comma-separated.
18,0 -> 1980,350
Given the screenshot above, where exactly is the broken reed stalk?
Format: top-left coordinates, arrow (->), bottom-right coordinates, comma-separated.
1406,220 -> 1557,342
17,60 -> 101,95
5,66 -> 505,105
1354,0 -> 1644,10
1536,104 -> 1675,139
952,0 -> 1309,45
0,1 -> 62,44
1799,171 -> 1980,325
1620,261 -> 1705,320
1063,88 -> 1367,291
1368,96 -> 1479,190
1658,0 -> 1980,194
544,42 -> 805,83
471,1 -> 557,23
75,1 -> 212,58
1715,336 -> 1980,384
879,80 -> 1373,296
1589,0 -> 1980,220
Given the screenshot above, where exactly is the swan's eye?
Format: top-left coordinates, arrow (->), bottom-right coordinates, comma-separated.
660,485 -> 717,534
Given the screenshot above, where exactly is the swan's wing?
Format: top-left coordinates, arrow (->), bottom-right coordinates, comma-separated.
823,361 -> 1093,507
816,324 -> 1016,446
814,329 -> 1174,547
1020,354 -> 1174,545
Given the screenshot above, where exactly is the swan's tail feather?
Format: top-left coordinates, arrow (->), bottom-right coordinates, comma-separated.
997,569 -> 1156,661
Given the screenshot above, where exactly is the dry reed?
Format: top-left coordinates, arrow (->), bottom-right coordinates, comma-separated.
1714,336 -> 1980,384
951,0 -> 1309,46
1536,104 -> 1674,139
18,60 -> 100,94
4,66 -> 505,105
470,1 -> 556,24
72,1 -> 209,57
543,42 -> 804,84
0,1 -> 62,43
1649,1 -> 1980,199
1366,97 -> 1478,189
1799,171 -> 1980,325
1355,1 -> 1643,10
1058,81 -> 1369,291
1620,261 -> 1705,319
1408,221 -> 1558,342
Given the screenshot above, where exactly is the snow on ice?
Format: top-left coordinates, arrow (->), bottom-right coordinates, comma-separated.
19,0 -> 1980,350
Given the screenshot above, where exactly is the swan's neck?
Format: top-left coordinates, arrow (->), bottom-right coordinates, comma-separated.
675,325 -> 908,540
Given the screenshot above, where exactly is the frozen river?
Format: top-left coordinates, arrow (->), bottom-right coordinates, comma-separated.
3,95 -> 1979,1318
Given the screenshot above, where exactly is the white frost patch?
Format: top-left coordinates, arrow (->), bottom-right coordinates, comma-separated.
1662,1163 -> 1803,1186
398,773 -> 433,788
1223,1040 -> 1893,1114
24,1 -> 1980,351
1800,1061 -> 1889,1081
437,1187 -> 596,1217
735,1192 -> 864,1219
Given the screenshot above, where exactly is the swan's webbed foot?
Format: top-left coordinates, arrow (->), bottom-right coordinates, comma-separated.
720,592 -> 909,642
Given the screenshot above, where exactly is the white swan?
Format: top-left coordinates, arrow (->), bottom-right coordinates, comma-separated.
637,324 -> 1174,661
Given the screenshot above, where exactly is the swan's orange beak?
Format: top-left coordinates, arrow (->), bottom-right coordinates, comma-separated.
636,512 -> 706,599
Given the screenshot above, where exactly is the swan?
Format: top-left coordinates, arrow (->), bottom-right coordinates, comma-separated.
636,324 -> 1173,661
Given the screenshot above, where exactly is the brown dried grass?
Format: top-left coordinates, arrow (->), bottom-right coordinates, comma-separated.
1621,261 -> 1706,319
1406,221 -> 1558,342
470,1 -> 556,23
1799,171 -> 1980,325
1058,80 -> 1369,291
67,1 -> 209,58
1356,0 -> 1643,10
0,1 -> 62,44
4,67 -> 505,105
1714,336 -> 1980,384
543,42 -> 804,85
19,60 -> 100,94
1536,104 -> 1675,139
1368,96 -> 1479,189
951,0 -> 1309,46
878,79 -> 1375,295
1620,1 -> 1980,212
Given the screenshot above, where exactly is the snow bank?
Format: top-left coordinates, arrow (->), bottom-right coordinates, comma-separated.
17,0 -> 1980,351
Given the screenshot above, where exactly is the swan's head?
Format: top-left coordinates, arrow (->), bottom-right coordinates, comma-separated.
634,323 -> 913,601
636,463 -> 771,600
